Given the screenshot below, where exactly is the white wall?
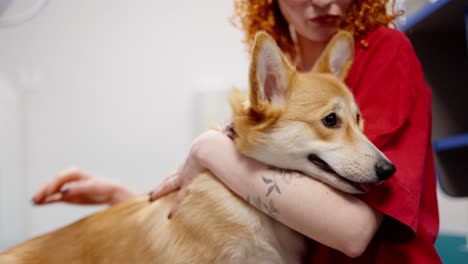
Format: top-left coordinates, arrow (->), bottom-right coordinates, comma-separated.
437,191 -> 468,236
0,0 -> 248,242
0,0 -> 466,250
0,74 -> 26,250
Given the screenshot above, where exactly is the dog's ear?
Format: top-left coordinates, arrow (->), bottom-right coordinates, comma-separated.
312,31 -> 354,80
249,31 -> 293,114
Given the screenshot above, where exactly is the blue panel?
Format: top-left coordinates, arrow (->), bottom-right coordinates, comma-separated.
399,0 -> 450,32
433,133 -> 468,152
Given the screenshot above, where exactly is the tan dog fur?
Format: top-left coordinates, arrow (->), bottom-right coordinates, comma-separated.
0,31 -> 394,263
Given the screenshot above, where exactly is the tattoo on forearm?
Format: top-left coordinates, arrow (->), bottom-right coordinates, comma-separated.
262,176 -> 281,196
245,168 -> 304,218
246,195 -> 279,216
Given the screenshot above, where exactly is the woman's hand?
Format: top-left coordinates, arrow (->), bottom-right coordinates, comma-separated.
149,131 -> 212,218
32,168 -> 136,206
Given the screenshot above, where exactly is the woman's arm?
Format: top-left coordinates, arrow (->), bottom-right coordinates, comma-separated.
151,130 -> 383,258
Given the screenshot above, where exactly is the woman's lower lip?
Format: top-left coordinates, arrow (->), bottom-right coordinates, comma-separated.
310,16 -> 339,26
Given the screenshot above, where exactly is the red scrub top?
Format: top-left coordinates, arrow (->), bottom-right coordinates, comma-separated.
307,27 -> 441,263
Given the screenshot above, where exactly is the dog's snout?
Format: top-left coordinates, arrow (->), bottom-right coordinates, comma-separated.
375,160 -> 396,181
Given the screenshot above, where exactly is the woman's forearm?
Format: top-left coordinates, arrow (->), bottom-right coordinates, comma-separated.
195,130 -> 383,257
241,169 -> 383,257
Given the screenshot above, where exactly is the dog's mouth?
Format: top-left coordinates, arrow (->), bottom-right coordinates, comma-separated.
307,154 -> 365,192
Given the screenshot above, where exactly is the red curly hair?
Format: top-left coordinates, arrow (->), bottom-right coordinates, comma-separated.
231,0 -> 401,60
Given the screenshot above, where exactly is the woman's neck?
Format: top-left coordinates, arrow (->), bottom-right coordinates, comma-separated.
297,35 -> 327,72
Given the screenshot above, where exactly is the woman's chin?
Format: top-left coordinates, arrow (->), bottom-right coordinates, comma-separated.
300,27 -> 339,43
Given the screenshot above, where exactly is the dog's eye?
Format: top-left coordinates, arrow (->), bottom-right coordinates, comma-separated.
356,114 -> 360,123
322,113 -> 338,128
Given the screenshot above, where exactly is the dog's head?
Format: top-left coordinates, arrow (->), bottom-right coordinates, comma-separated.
230,31 -> 396,193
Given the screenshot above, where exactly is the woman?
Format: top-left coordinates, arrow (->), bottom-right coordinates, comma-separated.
33,0 -> 441,262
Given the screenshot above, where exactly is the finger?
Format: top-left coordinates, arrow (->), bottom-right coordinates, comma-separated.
149,175 -> 180,202
149,181 -> 176,201
32,168 -> 87,203
168,186 -> 189,219
36,193 -> 63,204
32,168 -> 83,202
35,182 -> 93,205
60,181 -> 110,204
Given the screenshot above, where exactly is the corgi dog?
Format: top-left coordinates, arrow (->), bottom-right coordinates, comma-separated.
0,31 -> 395,264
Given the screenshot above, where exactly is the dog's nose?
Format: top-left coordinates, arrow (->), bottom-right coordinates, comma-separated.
375,160 -> 396,181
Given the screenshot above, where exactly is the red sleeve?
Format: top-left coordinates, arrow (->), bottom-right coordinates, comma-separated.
347,28 -> 433,239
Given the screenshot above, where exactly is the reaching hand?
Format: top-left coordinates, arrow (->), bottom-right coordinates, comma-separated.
149,132 -> 215,218
32,168 -> 136,206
